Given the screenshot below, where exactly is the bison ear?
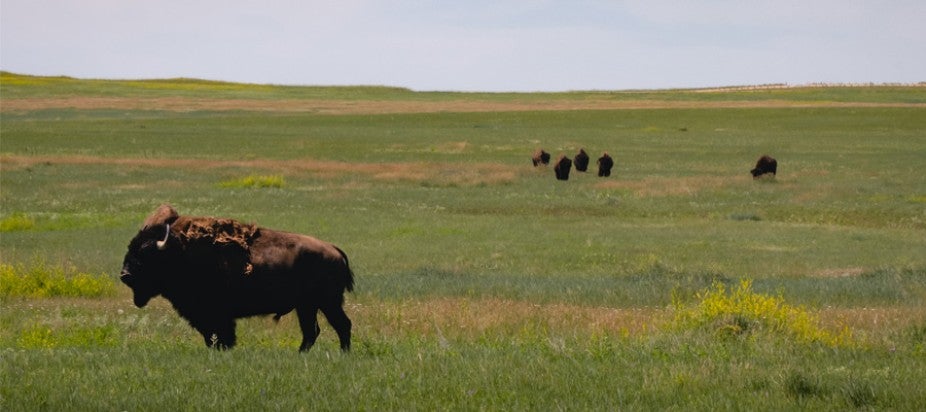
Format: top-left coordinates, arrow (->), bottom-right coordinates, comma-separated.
142,204 -> 180,229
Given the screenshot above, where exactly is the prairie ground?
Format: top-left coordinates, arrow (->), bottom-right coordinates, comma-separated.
1,73 -> 925,410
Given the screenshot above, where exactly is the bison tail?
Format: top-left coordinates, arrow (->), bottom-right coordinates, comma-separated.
335,246 -> 355,293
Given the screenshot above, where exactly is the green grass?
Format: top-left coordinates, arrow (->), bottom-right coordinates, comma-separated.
1,74 -> 925,409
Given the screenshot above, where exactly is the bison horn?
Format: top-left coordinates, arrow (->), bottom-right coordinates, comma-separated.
156,223 -> 171,250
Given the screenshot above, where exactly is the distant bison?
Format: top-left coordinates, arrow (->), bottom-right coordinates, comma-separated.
751,155 -> 778,178
574,148 -> 590,172
532,149 -> 551,166
120,204 -> 354,352
597,153 -> 614,177
554,155 -> 573,180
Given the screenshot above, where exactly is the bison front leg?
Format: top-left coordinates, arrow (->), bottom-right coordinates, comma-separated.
214,320 -> 237,350
197,320 -> 237,350
296,306 -> 321,352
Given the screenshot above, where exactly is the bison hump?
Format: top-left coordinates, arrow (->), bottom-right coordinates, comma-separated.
175,217 -> 258,249
173,217 -> 260,277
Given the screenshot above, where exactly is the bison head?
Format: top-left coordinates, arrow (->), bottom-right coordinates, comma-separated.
120,205 -> 180,307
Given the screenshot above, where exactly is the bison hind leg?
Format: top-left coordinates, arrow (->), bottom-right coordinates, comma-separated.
321,304 -> 352,352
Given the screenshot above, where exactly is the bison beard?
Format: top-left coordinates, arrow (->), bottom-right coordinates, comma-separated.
120,204 -> 354,352
751,155 -> 778,178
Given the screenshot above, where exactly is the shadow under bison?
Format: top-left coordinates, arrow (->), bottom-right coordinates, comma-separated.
120,204 -> 354,352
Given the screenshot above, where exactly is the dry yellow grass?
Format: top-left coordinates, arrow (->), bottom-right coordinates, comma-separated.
813,267 -> 867,278
342,297 -> 919,342
345,297 -> 665,340
817,306 -> 926,335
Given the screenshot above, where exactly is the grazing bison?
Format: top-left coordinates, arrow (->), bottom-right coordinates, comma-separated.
119,204 -> 354,352
574,148 -> 590,172
597,153 -> 614,177
532,149 -> 551,166
751,155 -> 778,178
554,155 -> 573,180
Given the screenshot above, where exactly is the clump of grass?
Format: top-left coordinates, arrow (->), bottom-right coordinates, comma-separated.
0,261 -> 116,298
729,212 -> 762,222
672,279 -> 853,346
218,174 -> 285,189
17,324 -> 119,349
785,370 -> 827,400
0,213 -> 35,232
840,379 -> 878,408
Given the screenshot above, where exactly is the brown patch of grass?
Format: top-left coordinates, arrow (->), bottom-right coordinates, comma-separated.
432,141 -> 469,154
4,97 -> 923,114
813,268 -> 867,278
817,306 -> 926,335
346,297 -> 665,340
0,154 -> 519,187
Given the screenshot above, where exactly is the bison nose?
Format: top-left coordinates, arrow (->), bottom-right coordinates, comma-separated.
120,268 -> 133,282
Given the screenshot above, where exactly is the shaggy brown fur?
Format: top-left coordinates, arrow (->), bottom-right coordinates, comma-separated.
121,204 -> 354,352
532,149 -> 551,166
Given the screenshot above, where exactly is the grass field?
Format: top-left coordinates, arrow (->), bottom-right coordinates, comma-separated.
2,72 -> 925,410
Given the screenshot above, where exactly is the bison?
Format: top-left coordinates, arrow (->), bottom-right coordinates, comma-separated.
751,155 -> 777,178
573,148 -> 590,172
119,204 -> 354,352
597,153 -> 614,177
532,149 -> 551,166
554,155 -> 573,180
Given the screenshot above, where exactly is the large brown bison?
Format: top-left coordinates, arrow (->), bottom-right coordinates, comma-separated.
751,155 -> 778,178
573,148 -> 590,172
554,155 -> 572,180
532,149 -> 551,166
119,204 -> 354,352
597,153 -> 614,177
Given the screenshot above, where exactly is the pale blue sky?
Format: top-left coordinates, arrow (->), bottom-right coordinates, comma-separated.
2,1 -> 924,91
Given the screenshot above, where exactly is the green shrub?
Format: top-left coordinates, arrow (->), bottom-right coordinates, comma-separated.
218,174 -> 285,189
0,213 -> 35,232
0,261 -> 116,298
672,279 -> 853,346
